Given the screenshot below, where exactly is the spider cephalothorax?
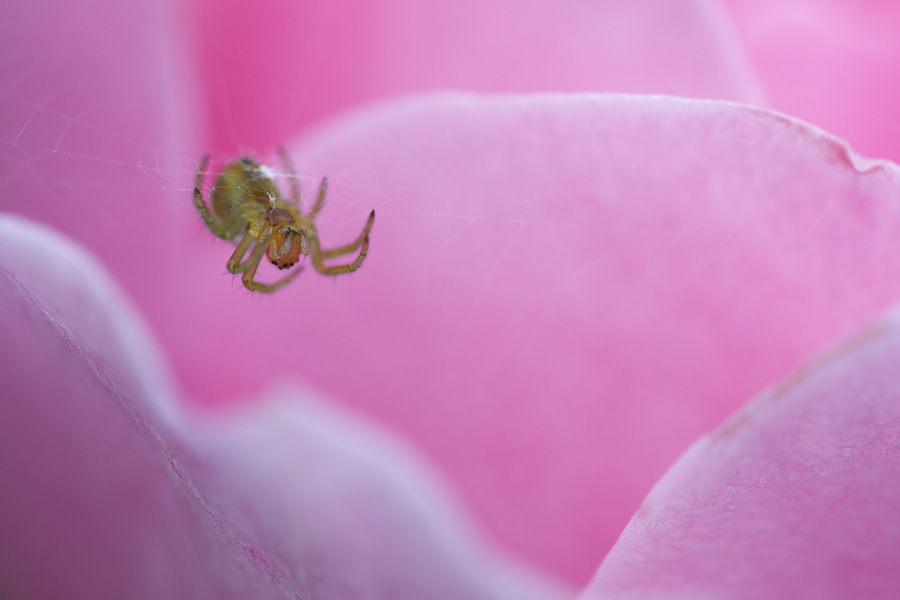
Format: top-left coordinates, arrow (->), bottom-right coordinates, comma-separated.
193,151 -> 375,293
265,207 -> 310,270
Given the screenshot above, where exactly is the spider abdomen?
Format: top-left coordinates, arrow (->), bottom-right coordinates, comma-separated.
211,159 -> 279,240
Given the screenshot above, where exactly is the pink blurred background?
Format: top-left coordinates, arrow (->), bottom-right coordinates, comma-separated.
2,0 -> 899,588
181,0 -> 900,584
189,0 -> 900,164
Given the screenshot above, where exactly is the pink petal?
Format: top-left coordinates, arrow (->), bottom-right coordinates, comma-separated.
0,216 -> 281,598
189,392 -> 571,600
189,0 -> 764,153
0,213 -> 569,599
585,313 -> 900,598
0,0 -> 199,320
6,0 -> 900,583
721,0 -> 900,163
174,94 -> 900,583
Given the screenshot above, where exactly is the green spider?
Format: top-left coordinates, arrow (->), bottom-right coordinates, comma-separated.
193,151 -> 375,293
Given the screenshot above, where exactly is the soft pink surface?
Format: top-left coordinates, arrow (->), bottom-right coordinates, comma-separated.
0,218 -> 280,599
189,0 -> 763,154
4,0 -> 900,590
0,0 -> 198,326
721,0 -> 900,163
177,93 -> 900,582
0,213 -> 570,600
586,314 -> 900,599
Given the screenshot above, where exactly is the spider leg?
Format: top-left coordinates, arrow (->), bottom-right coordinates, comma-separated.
308,178 -> 327,219
194,155 -> 230,240
240,235 -> 304,293
311,235 -> 370,275
278,147 -> 300,206
321,210 -> 375,258
226,232 -> 256,273
309,212 -> 373,276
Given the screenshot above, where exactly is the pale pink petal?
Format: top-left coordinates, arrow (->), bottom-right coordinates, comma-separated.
0,0 -> 200,319
6,0 -> 900,584
188,391 -> 571,600
585,312 -> 900,599
0,216 -> 283,598
189,0 -> 764,153
174,94 -> 900,583
0,213 -> 568,599
721,0 -> 900,163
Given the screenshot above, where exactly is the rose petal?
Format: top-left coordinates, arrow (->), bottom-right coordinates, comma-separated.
0,213 -> 568,599
721,0 -> 900,163
585,311 -> 900,599
0,215 -> 283,598
0,0 -> 199,318
174,93 -> 900,582
190,0 -> 765,152
187,390 -> 572,600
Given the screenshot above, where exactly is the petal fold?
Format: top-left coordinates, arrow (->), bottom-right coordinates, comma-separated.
186,392 -> 572,600
721,0 -> 900,163
191,0 -> 765,152
586,311 -> 900,599
0,213 -> 567,599
0,215 -> 284,598
179,92 -> 900,582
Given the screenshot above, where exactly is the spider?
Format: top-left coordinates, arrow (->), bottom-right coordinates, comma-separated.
193,151 -> 375,293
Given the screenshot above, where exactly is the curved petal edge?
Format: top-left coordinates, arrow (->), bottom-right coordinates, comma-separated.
586,309 -> 900,599
0,212 -> 570,599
